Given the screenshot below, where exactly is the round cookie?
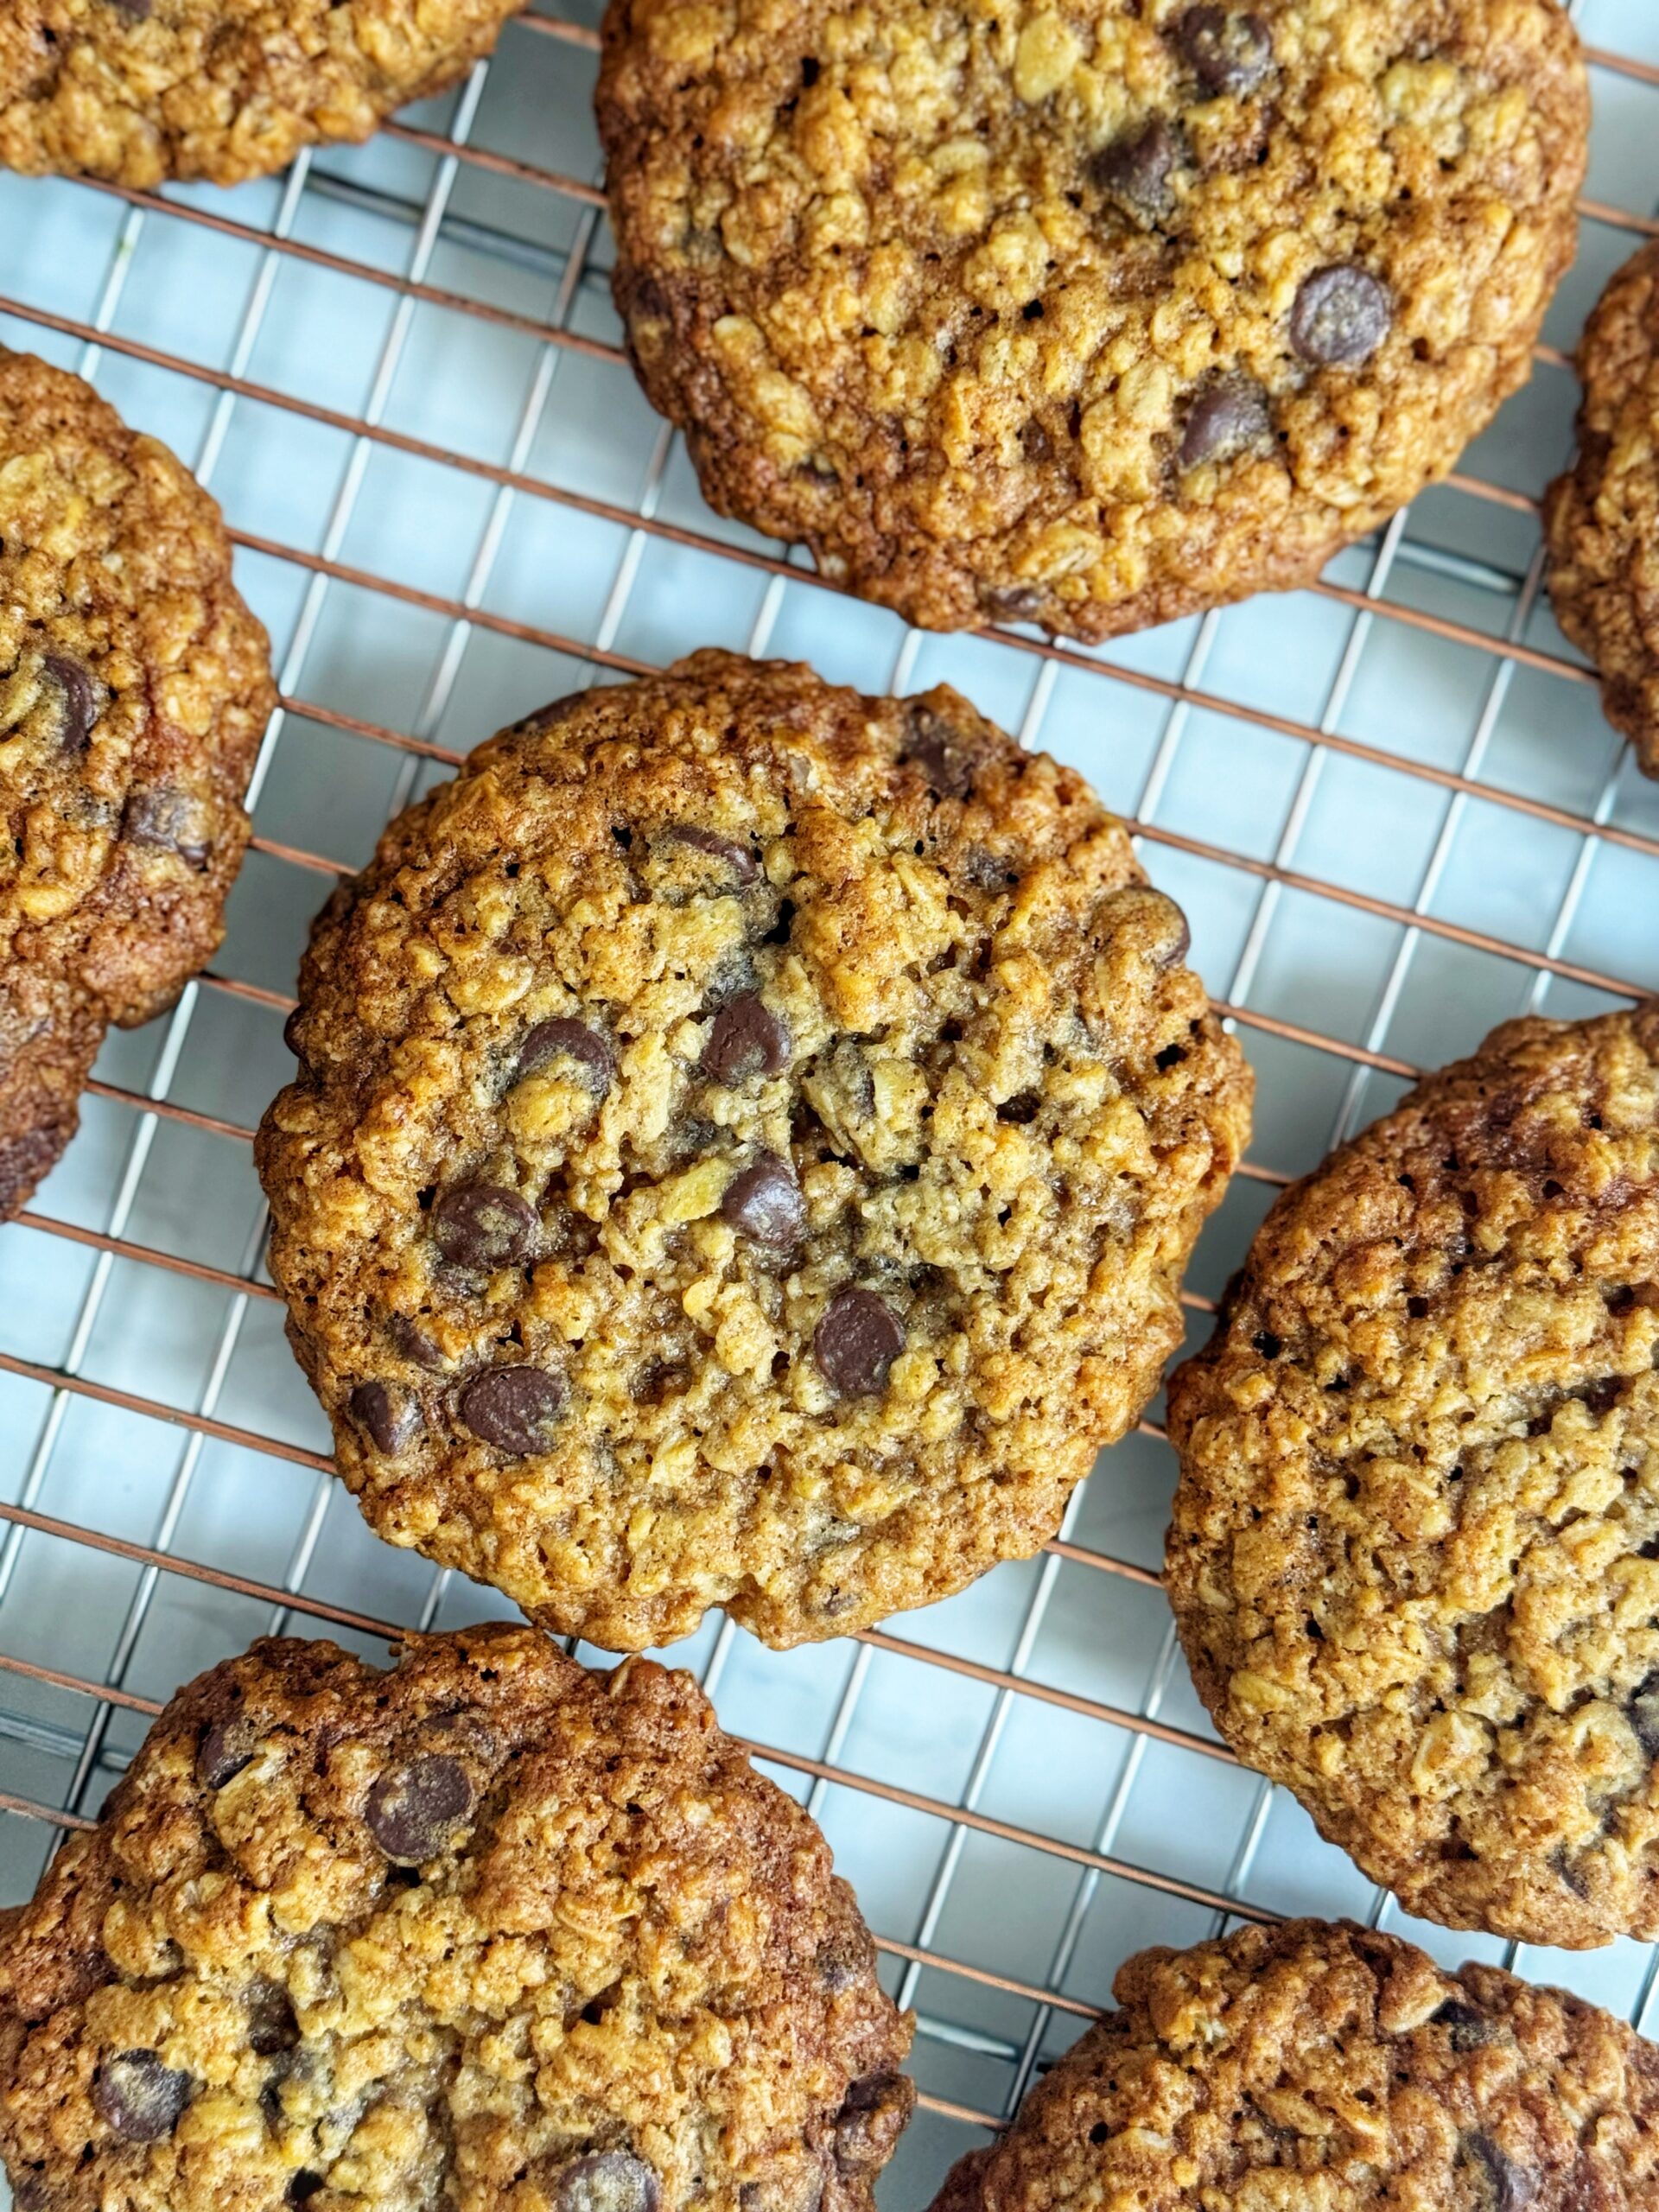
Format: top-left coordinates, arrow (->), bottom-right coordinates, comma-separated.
0,347 -> 272,1221
1545,240 -> 1659,781
0,1623 -> 915,2212
0,0 -> 525,188
596,0 -> 1587,641
1167,1007 -> 1659,1948
927,1919 -> 1659,2212
256,649 -> 1250,1650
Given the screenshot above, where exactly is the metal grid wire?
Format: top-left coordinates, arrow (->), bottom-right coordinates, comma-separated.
2,0 -> 1659,2197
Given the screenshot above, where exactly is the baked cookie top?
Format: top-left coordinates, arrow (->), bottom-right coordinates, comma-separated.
1545,239 -> 1659,780
1167,1007 -> 1659,1948
256,649 -> 1249,1650
0,346 -> 271,1217
0,0 -> 525,187
0,1624 -> 914,2212
928,1919 -> 1659,2212
597,0 -> 1586,642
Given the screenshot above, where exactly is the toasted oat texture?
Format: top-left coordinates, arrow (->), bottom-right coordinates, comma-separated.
0,1624 -> 914,2212
1545,240 -> 1659,780
596,0 -> 1587,642
0,0 -> 524,187
0,347 -> 271,1220
1166,1007 -> 1659,1948
256,649 -> 1249,1649
927,1920 -> 1659,2212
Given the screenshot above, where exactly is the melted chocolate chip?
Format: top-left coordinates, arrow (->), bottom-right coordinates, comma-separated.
197,1717 -> 254,1790
1289,264 -> 1392,367
460,1365 -> 565,1453
664,824 -> 759,882
1090,118 -> 1181,229
514,1019 -> 614,1092
550,2152 -> 660,2212
246,1980 -> 300,2057
92,2051 -> 191,2141
1179,378 -> 1273,470
815,1289 -> 904,1397
1174,7 -> 1273,94
282,1007 -> 307,1059
902,705 -> 975,798
721,1154 -> 805,1249
365,1752 -> 474,1862
42,653 -> 97,752
349,1379 -> 421,1455
432,1182 -> 537,1271
123,787 -> 212,868
1467,2135 -> 1538,2212
1630,1669 -> 1659,1760
833,2075 -> 909,2178
1433,1997 -> 1496,2053
389,1314 -> 444,1370
703,995 -> 790,1086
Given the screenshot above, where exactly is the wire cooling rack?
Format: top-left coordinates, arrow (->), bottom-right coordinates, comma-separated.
2,0 -> 1659,2198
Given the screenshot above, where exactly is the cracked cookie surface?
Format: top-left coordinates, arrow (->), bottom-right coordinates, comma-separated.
0,1624 -> 914,2212
1167,1007 -> 1659,1947
256,649 -> 1249,1649
597,0 -> 1586,641
0,0 -> 525,187
1545,239 -> 1659,780
0,346 -> 272,1220
927,1919 -> 1659,2212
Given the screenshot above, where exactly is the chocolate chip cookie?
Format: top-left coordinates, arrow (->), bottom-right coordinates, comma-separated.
0,347 -> 272,1221
1545,240 -> 1659,780
597,0 -> 1587,640
256,649 -> 1250,1650
0,1623 -> 914,2212
1167,1006 -> 1659,1948
0,0 -> 525,187
928,1919 -> 1659,2212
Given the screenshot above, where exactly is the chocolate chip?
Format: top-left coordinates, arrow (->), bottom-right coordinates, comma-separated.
365,1752 -> 474,1863
460,1365 -> 565,1453
123,787 -> 212,868
1630,1670 -> 1659,1760
703,995 -> 789,1086
1290,264 -> 1392,367
514,1019 -> 614,1092
1174,7 -> 1273,94
197,1718 -> 254,1790
432,1182 -> 537,1271
389,1315 -> 444,1370
1467,2135 -> 1538,2212
833,2075 -> 910,2178
721,1154 -> 805,1249
92,2051 -> 191,2140
282,1007 -> 307,1059
42,653 -> 97,751
815,1290 -> 904,1398
246,1980 -> 299,2057
664,824 -> 759,882
982,584 -> 1046,622
902,705 -> 975,798
1433,1998 -> 1496,2053
1090,118 -> 1181,229
549,2152 -> 660,2212
349,1380 -> 421,1455
1179,378 -> 1273,469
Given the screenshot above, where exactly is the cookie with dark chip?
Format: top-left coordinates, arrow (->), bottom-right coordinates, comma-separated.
927,1920 -> 1659,2212
597,0 -> 1586,639
1168,1007 -> 1659,1947
256,649 -> 1249,1649
0,1624 -> 914,2212
0,347 -> 271,1221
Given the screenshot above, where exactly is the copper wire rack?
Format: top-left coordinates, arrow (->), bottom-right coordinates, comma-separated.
2,0 -> 1659,2197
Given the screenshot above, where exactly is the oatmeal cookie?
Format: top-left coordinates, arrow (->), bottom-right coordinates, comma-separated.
0,0 -> 525,188
1167,1006 -> 1659,1948
0,347 -> 272,1220
597,0 -> 1587,641
1545,239 -> 1659,780
0,1623 -> 914,2212
256,649 -> 1249,1649
928,1919 -> 1659,2212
